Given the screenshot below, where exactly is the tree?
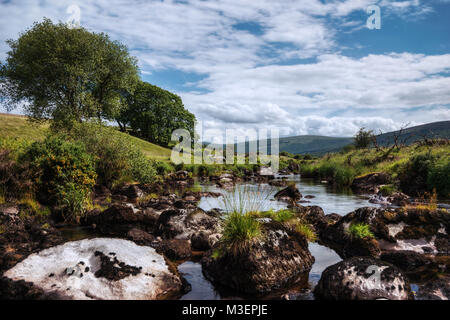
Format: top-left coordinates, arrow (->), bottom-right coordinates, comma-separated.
117,81 -> 196,146
0,19 -> 139,125
354,127 -> 375,149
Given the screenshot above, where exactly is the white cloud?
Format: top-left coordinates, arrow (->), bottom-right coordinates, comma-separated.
0,0 -> 448,137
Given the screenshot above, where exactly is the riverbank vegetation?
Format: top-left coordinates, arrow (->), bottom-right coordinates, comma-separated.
299,138 -> 450,198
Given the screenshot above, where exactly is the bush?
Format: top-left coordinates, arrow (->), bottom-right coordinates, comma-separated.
67,123 -> 156,187
346,222 -> 374,239
427,158 -> 450,198
221,211 -> 261,254
21,135 -> 96,207
155,161 -> 175,175
0,149 -> 33,200
379,184 -> 397,196
399,152 -> 436,196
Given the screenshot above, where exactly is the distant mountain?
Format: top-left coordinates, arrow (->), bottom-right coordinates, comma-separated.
374,121 -> 450,147
225,121 -> 450,155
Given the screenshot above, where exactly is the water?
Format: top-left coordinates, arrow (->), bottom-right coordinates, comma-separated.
178,243 -> 342,300
198,175 -> 378,215
181,175 -> 378,300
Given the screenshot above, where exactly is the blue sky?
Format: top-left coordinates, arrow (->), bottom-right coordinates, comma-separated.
1,0 -> 449,137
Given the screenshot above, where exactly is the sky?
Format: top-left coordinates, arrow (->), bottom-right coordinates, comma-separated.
0,0 -> 449,138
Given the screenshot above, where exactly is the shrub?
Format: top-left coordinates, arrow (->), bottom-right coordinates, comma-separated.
0,149 -> 33,200
379,184 -> 397,196
21,135 -> 96,207
399,152 -> 436,196
155,161 -> 175,175
67,123 -> 156,187
221,211 -> 261,254
346,222 -> 374,239
57,182 -> 90,222
427,158 -> 450,198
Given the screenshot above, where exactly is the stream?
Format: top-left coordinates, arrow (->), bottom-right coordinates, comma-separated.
179,174 -> 381,300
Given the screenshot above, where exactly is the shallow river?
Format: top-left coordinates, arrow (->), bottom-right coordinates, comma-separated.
179,175 -> 380,300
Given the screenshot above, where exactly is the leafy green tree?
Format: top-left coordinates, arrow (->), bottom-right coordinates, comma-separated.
0,19 -> 139,125
117,81 -> 196,146
354,127 -> 375,149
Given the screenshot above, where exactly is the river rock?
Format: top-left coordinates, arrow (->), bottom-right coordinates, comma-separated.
274,185 -> 302,202
314,257 -> 413,300
202,221 -> 314,295
351,172 -> 391,194
320,206 -> 449,277
416,275 -> 450,300
158,239 -> 191,260
1,238 -> 183,300
156,207 -> 220,241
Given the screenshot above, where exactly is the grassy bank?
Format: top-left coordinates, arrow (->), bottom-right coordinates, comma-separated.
300,141 -> 450,198
0,114 -> 172,161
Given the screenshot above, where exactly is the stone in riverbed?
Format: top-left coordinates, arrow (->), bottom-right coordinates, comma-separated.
202,221 -> 314,295
274,185 -> 302,202
314,257 -> 413,300
1,238 -> 183,300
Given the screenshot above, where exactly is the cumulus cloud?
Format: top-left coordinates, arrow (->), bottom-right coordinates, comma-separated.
0,0 -> 448,137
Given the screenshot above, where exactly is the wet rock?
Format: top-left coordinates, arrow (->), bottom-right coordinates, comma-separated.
369,192 -> 410,207
202,221 -> 314,295
191,231 -> 213,251
0,209 -> 63,274
380,250 -> 438,281
274,185 -> 302,202
2,238 -> 183,300
351,172 -> 391,194
320,206 -> 449,280
126,228 -> 155,246
314,257 -> 413,300
158,239 -> 191,261
156,208 -> 220,240
304,195 -> 315,199
84,204 -> 157,236
124,184 -> 144,200
416,275 -> 450,300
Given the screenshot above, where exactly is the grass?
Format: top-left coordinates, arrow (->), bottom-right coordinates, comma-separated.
346,222 -> 374,239
221,211 -> 261,254
295,223 -> 317,242
221,184 -> 272,215
300,142 -> 450,196
0,113 -> 172,161
0,113 -> 48,141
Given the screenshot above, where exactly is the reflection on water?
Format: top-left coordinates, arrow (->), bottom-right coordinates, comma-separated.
182,175 -> 375,300
178,243 -> 342,300
198,175 -> 379,215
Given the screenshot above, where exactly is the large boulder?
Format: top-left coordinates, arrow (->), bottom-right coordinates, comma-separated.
202,221 -> 314,295
416,275 -> 450,300
351,172 -> 391,194
314,257 -> 413,300
1,238 -> 183,300
319,206 -> 450,283
156,208 -> 220,240
84,204 -> 158,236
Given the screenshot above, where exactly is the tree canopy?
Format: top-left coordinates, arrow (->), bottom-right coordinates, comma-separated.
354,127 -> 375,149
0,18 -> 139,125
117,81 -> 195,146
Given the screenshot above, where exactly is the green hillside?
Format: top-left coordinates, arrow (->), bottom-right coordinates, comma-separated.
375,121 -> 450,147
0,113 -> 172,161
